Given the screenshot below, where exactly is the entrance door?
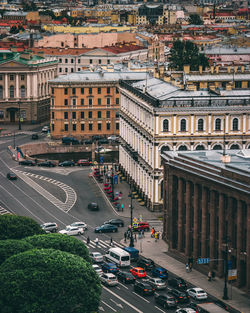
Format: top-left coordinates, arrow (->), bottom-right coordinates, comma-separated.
10,110 -> 15,122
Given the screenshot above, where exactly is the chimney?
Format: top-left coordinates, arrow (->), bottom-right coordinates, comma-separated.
183,65 -> 190,74
199,65 -> 202,74
227,66 -> 231,73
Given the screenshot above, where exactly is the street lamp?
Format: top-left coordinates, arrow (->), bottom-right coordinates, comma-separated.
18,102 -> 21,130
223,237 -> 229,300
129,184 -> 134,248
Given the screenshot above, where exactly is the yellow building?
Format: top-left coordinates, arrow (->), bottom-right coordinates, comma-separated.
43,25 -> 136,34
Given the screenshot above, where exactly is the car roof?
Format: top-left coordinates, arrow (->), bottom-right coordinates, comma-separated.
133,267 -> 144,270
105,273 -> 116,278
192,287 -> 204,291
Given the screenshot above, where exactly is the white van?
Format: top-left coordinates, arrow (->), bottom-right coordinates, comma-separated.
105,247 -> 130,267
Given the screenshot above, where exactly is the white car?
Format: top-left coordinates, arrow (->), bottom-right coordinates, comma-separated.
42,126 -> 49,133
187,287 -> 208,300
59,226 -> 84,236
108,135 -> 119,141
175,309 -> 196,313
67,222 -> 87,230
92,264 -> 103,277
90,252 -> 104,263
100,273 -> 118,286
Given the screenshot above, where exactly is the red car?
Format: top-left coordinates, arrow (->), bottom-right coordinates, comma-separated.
77,159 -> 91,166
129,222 -> 150,232
130,267 -> 147,278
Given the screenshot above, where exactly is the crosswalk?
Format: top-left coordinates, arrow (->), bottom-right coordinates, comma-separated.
0,205 -> 12,215
82,236 -> 125,251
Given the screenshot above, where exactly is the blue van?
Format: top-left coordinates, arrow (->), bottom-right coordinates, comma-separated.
123,247 -> 139,261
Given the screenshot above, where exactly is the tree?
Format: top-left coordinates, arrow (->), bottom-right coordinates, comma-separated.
0,239 -> 33,265
188,13 -> 203,25
0,215 -> 44,240
0,249 -> 101,313
24,233 -> 91,263
169,40 -> 209,71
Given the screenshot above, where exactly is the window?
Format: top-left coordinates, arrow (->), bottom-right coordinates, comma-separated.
89,59 -> 92,64
65,59 -> 68,63
88,111 -> 92,118
10,85 -> 14,98
88,98 -> 93,106
65,68 -> 68,73
21,74 -> 25,81
51,87 -> 54,94
52,112 -> 54,119
0,86 -> 3,99
0,75 -> 2,80
64,124 -> 68,131
232,118 -> 238,131
72,99 -> 76,106
99,59 -> 101,64
0,110 -> 4,118
81,88 -> 84,94
106,111 -> 110,118
81,124 -> 84,131
72,124 -> 76,131
163,119 -> 169,132
197,119 -> 204,131
78,59 -> 80,64
52,124 -> 54,131
98,87 -> 101,94
106,123 -> 110,130
71,59 -> 74,64
98,123 -> 102,130
98,98 -> 101,105
98,111 -> 101,118
180,119 -> 186,131
89,123 -> 92,131
107,98 -> 110,105
72,88 -> 76,95
81,112 -> 84,119
89,88 -> 92,94
235,81 -> 242,88
64,112 -> 68,119
59,58 -> 62,63
20,85 -> 25,98
215,118 -> 221,131
107,87 -> 110,94
71,68 -> 74,73
81,99 -> 84,105
116,98 -> 119,105
64,99 -> 68,106
116,87 -> 119,94
72,112 -> 76,119
59,68 -> 62,73
10,74 -> 14,81
107,59 -> 110,64
222,81 -> 227,89
64,88 -> 68,95
116,122 -> 119,130
78,68 -> 81,71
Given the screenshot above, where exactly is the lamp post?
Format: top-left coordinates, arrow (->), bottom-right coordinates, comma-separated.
223,237 -> 229,300
13,131 -> 15,149
18,102 -> 21,130
129,184 -> 134,247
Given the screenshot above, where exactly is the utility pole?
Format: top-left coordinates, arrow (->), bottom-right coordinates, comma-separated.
129,184 -> 134,247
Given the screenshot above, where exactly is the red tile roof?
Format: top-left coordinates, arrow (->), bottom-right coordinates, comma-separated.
31,47 -> 91,55
102,44 -> 145,54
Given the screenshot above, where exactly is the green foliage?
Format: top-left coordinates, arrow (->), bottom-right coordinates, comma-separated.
0,215 -> 44,240
0,249 -> 101,313
21,0 -> 37,11
24,233 -> 91,263
0,239 -> 33,265
188,13 -> 203,25
169,40 -> 209,71
40,10 -> 56,19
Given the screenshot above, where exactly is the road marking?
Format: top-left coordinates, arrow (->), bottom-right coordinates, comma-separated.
118,282 -> 128,290
110,298 -> 123,309
101,300 -> 117,312
132,292 -> 150,303
0,205 -> 12,215
155,306 -> 166,313
98,307 -> 105,312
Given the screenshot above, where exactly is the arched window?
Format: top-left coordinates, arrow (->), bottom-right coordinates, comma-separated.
20,85 -> 25,98
197,119 -> 204,131
232,118 -> 239,131
163,119 -> 169,132
230,144 -> 240,150
10,85 -> 14,98
215,118 -> 221,131
213,144 -> 223,150
178,145 -> 188,151
180,119 -> 186,131
0,86 -> 3,99
195,144 -> 205,150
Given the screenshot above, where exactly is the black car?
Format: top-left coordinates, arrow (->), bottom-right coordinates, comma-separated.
88,202 -> 99,211
84,139 -> 92,145
117,271 -> 135,284
31,134 -> 39,140
104,219 -> 124,227
58,161 -> 75,167
137,257 -> 155,270
168,288 -> 190,303
95,224 -> 118,233
154,293 -> 177,309
19,160 -> 36,166
38,161 -> 56,167
134,280 -> 155,296
98,138 -> 109,144
168,277 -> 187,290
7,172 -> 17,180
92,135 -> 102,142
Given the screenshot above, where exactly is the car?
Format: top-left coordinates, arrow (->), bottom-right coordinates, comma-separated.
77,159 -> 91,166
62,137 -> 80,145
59,226 -> 84,236
88,202 -> 99,211
42,126 -> 49,133
90,252 -> 104,263
68,222 -> 87,230
147,277 -> 167,290
175,309 -> 196,313
130,267 -> 147,278
37,161 -> 56,167
92,135 -> 103,142
108,135 -> 119,141
19,160 -> 35,166
40,222 -> 58,233
137,257 -> 155,270
154,293 -> 177,309
100,273 -> 118,286
31,134 -> 39,140
117,271 -> 136,284
101,262 -> 119,274
92,264 -> 103,277
129,221 -> 150,232
151,267 -> 168,279
168,277 -> 187,290
134,280 -> 155,296
58,160 -> 75,167
104,219 -> 124,227
98,138 -> 109,144
169,288 -> 190,303
95,224 -> 118,233
84,139 -> 92,145
187,288 -> 208,300
7,172 -> 17,180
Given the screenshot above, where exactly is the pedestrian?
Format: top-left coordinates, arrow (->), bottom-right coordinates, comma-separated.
110,237 -> 113,246
186,263 -> 190,273
87,236 -> 90,245
142,229 -> 145,237
188,257 -> 193,272
151,227 -> 155,238
134,233 -> 137,242
157,232 -> 160,240
212,271 -> 215,281
124,231 -> 127,242
208,271 -> 212,282
154,232 -> 158,242
121,204 -> 124,211
95,237 -> 99,247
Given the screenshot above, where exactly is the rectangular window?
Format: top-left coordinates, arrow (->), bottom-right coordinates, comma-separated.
98,98 -> 101,105
64,124 -> 68,131
116,87 -> 119,94
71,68 -> 74,73
51,87 -> 54,94
72,112 -> 76,119
52,112 -> 54,119
81,111 -> 84,119
81,88 -> 84,94
88,98 -> 93,106
116,98 -> 119,105
78,68 -> 81,71
59,58 -> 62,63
89,123 -> 92,131
72,124 -> 76,131
64,88 -> 68,95
10,74 -> 14,81
107,98 -> 110,105
65,59 -> 68,63
89,88 -> 92,94
65,68 -> 68,73
88,111 -> 92,118
78,59 -> 81,64
51,98 -> 54,106
99,59 -> 101,64
106,123 -> 110,130
107,59 -> 110,64
98,87 -> 101,94
72,99 -> 76,106
98,123 -> 102,130
0,75 -> 2,80
107,87 -> 110,94
21,74 -> 25,81
0,110 -> 3,119
71,59 -> 74,64
98,111 -> 101,118
116,122 -> 119,130
106,111 -> 110,118
115,111 -> 119,118
64,112 -> 68,119
89,59 -> 92,64
59,68 -> 62,72
235,81 -> 242,88
81,99 -> 84,105
81,124 -> 84,131
72,88 -> 76,95
64,99 -> 68,106
52,124 -> 54,131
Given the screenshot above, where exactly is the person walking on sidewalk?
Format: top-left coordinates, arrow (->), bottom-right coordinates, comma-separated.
134,233 -> 137,242
208,271 -> 212,281
124,231 -> 127,242
154,232 -> 158,242
186,263 -> 190,273
121,204 -> 124,211
142,229 -> 145,237
151,227 -> 155,238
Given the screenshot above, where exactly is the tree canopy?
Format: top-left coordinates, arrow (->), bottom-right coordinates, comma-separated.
0,239 -> 33,265
0,249 -> 101,313
188,13 -> 203,25
0,215 -> 44,240
169,40 -> 209,71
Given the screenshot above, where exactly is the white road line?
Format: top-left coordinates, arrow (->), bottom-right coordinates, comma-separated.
101,300 -> 117,312
132,292 -> 150,303
155,306 -> 166,313
118,282 -> 128,290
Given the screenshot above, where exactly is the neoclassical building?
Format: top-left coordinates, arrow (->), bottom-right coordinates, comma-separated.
119,77 -> 250,211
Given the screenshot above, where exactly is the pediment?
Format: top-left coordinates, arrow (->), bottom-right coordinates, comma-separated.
0,60 -> 28,69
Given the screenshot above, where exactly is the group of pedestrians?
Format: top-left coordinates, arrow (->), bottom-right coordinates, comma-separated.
151,227 -> 160,242
185,257 -> 193,273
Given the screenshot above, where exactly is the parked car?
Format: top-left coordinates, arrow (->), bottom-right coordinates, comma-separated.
88,202 -> 99,211
104,219 -> 124,227
137,257 -> 155,270
37,161 -> 56,167
101,262 -> 119,274
147,277 -> 167,290
58,160 -> 75,167
62,137 -> 80,145
154,293 -> 177,309
117,271 -> 135,284
68,222 -> 87,230
31,134 -> 39,140
40,222 -> 58,233
7,172 -> 17,180
130,267 -> 147,278
134,280 -> 155,296
77,159 -> 91,166
175,309 -> 196,313
19,160 -> 35,166
92,264 -> 103,277
100,273 -> 118,286
168,277 -> 187,290
95,224 -> 118,233
151,267 -> 168,280
129,221 -> 150,232
84,139 -> 92,145
98,138 -> 109,144
42,126 -> 49,133
187,288 -> 208,300
108,135 -> 119,141
92,135 -> 102,142
90,252 -> 104,263
169,288 -> 190,303
59,226 -> 84,236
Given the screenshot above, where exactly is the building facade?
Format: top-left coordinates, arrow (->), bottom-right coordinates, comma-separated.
0,50 -> 57,124
161,150 -> 250,292
119,77 -> 250,211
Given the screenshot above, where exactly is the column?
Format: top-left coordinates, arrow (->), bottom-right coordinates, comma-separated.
225,114 -> 229,134
227,197 -> 233,241
27,74 -> 30,98
209,190 -> 216,262
191,115 -> 194,135
15,74 -> 19,99
218,193 -> 224,275
4,74 -> 8,98
236,200 -> 242,287
155,115 -> 159,135
173,115 -> 177,135
201,186 -> 207,257
208,114 -> 211,134
166,173 -> 173,243
177,178 -> 183,251
193,183 -> 199,259
185,181 -> 191,256
242,114 -> 246,134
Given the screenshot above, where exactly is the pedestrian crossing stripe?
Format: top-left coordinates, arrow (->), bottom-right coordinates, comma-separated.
82,238 -> 125,250
0,206 -> 13,215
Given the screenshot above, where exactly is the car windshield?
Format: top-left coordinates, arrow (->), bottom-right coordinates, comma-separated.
121,256 -> 129,261
180,293 -> 186,297
139,270 -> 144,273
65,227 -> 71,231
109,265 -> 116,269
155,279 -> 163,283
197,291 -> 205,294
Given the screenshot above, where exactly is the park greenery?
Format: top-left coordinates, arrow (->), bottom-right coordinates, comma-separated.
188,13 -> 204,25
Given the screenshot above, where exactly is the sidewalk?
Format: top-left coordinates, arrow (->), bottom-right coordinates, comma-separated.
0,123 -> 44,137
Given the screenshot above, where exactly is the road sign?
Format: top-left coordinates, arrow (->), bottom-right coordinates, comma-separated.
197,258 -> 210,264
133,218 -> 137,222
228,269 -> 237,281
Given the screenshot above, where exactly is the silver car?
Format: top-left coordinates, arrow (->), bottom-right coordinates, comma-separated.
90,252 -> 104,263
67,222 -> 87,230
147,277 -> 167,290
41,223 -> 58,233
100,273 -> 118,286
92,264 -> 103,277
